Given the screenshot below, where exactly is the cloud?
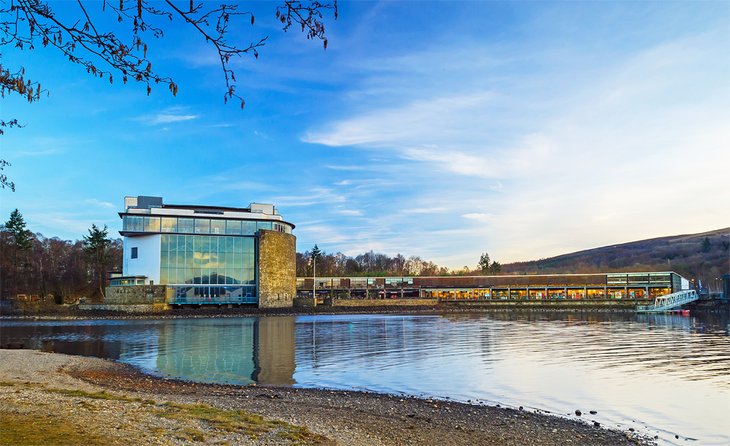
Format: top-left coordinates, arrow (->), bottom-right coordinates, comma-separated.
462,213 -> 495,223
299,19 -> 730,267
136,107 -> 199,125
84,199 -> 116,209
335,209 -> 363,216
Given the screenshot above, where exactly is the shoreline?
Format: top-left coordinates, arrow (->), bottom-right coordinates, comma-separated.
0,304 -> 660,321
0,349 -> 653,445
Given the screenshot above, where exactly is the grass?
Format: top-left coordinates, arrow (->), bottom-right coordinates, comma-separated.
1,381 -> 327,445
0,412 -> 106,446
157,402 -> 328,445
45,387 -> 133,401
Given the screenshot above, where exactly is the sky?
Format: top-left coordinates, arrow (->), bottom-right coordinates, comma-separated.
2,1 -> 729,269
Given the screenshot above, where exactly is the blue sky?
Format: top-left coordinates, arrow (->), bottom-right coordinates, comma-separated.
2,1 -> 728,268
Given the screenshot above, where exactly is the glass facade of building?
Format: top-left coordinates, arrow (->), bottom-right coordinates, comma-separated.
296,272 -> 682,301
160,234 -> 257,303
122,215 -> 291,235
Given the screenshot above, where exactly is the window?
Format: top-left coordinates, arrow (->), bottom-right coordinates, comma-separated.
210,219 -> 225,234
131,247 -> 138,259
161,217 -> 177,232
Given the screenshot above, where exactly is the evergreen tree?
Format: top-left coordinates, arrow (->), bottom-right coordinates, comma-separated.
478,252 -> 491,274
83,224 -> 111,300
701,237 -> 711,253
2,209 -> 33,296
310,244 -> 322,276
4,209 -> 32,251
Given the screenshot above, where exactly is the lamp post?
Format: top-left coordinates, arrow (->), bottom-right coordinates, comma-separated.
312,251 -> 317,307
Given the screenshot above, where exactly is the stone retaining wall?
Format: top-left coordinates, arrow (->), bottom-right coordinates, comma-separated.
332,299 -> 439,307
104,285 -> 170,305
78,303 -> 170,313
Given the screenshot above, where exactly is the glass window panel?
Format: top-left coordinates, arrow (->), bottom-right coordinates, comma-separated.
184,235 -> 193,251
161,250 -> 170,267
124,216 -> 144,232
257,221 -> 273,231
218,272 -> 226,285
193,269 -> 202,284
225,237 -> 234,253
244,268 -> 255,285
226,220 -> 241,235
233,237 -> 243,253
210,219 -> 225,235
224,252 -> 235,267
226,270 -> 234,284
195,218 -> 210,234
232,268 -> 244,284
143,216 -> 160,232
178,218 -> 194,234
193,236 -> 202,252
161,217 -> 177,232
160,268 -> 169,285
242,237 -> 254,253
170,252 -> 185,268
242,221 -> 257,235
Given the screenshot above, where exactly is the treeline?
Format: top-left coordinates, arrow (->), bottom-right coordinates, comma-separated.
0,209 -> 121,302
295,245 -> 496,277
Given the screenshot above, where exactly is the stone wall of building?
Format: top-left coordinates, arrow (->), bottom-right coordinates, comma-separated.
258,230 -> 296,308
104,285 -> 170,305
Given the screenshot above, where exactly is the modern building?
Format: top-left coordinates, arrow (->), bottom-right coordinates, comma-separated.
111,196 -> 296,308
297,271 -> 690,301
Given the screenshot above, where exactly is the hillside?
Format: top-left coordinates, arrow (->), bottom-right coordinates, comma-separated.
503,228 -> 730,284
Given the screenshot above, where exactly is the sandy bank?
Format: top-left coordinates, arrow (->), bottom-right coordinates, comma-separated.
0,349 -> 652,445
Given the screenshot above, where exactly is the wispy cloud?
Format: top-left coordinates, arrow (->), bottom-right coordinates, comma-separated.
84,199 -> 116,209
335,209 -> 363,217
136,107 -> 199,125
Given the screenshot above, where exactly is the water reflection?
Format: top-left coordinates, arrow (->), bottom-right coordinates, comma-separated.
0,317 -> 297,386
2,312 -> 729,446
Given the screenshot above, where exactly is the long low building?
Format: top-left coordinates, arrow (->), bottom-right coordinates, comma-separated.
297,272 -> 690,301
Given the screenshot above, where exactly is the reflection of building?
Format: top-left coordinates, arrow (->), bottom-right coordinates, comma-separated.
111,196 -> 296,308
154,317 -> 295,386
254,317 -> 296,385
298,272 -> 689,302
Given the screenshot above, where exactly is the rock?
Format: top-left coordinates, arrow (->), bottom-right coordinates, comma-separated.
593,421 -> 600,427
575,410 -> 582,416
589,410 -> 597,415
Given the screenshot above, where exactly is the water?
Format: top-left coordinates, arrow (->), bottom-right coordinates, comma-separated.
1,312 -> 728,445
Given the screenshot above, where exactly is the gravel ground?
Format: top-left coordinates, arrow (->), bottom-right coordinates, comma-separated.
0,349 -> 653,445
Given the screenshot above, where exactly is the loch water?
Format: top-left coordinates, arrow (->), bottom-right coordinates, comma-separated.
2,312 -> 728,445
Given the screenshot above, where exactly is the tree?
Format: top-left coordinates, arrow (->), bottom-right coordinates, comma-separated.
701,237 -> 711,253
477,251 -> 502,275
1,0 -> 338,188
310,244 -> 322,275
83,224 -> 111,300
4,208 -> 32,251
1,209 -> 33,296
478,252 -> 491,274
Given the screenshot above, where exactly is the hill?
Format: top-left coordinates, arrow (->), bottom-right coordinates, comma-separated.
502,228 -> 730,285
